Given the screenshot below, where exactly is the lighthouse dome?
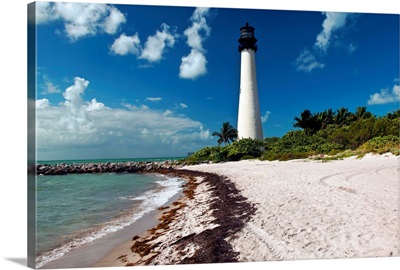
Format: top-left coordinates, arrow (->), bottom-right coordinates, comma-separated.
238,22 -> 258,52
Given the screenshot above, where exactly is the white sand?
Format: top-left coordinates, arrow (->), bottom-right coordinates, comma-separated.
184,153 -> 400,262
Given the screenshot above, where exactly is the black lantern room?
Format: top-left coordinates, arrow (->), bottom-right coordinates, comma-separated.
238,22 -> 258,52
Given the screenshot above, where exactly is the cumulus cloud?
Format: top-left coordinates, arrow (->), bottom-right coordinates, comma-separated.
36,98 -> 50,109
184,8 -> 211,52
36,77 -> 211,159
85,98 -> 106,111
146,97 -> 162,102
179,7 -> 211,80
62,77 -> 89,112
103,6 -> 126,34
110,33 -> 141,55
110,23 -> 177,63
315,12 -> 349,52
261,111 -> 271,123
163,109 -> 173,116
179,49 -> 208,80
293,49 -> 325,72
36,2 -> 126,40
367,82 -> 400,105
140,23 -> 178,62
179,103 -> 188,108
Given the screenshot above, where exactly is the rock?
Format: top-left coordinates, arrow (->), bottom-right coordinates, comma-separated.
53,169 -> 67,175
128,166 -> 138,173
35,159 -> 184,175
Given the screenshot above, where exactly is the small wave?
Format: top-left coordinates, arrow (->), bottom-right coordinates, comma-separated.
36,215 -> 141,268
36,176 -> 184,268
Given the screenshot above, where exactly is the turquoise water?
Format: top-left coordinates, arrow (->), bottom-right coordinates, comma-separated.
36,171 -> 184,268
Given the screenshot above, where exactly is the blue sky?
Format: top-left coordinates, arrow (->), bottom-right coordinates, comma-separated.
34,2 -> 399,160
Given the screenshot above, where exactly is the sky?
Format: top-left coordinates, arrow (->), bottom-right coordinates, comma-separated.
33,1 -> 399,160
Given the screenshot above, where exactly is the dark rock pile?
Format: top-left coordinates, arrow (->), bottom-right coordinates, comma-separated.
36,161 -> 186,175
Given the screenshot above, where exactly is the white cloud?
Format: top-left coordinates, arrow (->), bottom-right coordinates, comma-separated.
315,12 -> 349,52
179,49 -> 208,80
146,97 -> 162,102
163,109 -> 173,116
294,12 -> 353,73
44,81 -> 61,94
261,111 -> 271,123
179,7 -> 211,80
110,33 -> 141,55
36,77 -> 212,160
190,7 -> 211,22
40,75 -> 61,94
85,98 -> 106,111
36,2 -> 126,40
294,49 -> 325,72
36,98 -> 50,109
110,23 -> 177,63
171,125 -> 211,145
62,77 -> 89,112
36,2 -> 58,24
140,23 -> 178,62
103,6 -> 126,34
179,103 -> 188,108
141,128 -> 150,135
184,9 -> 211,52
367,83 -> 400,105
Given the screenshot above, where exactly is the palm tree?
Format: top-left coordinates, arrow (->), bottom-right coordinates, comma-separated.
386,109 -> 400,120
334,107 -> 352,127
212,122 -> 238,146
352,106 -> 372,121
317,108 -> 335,129
293,109 -> 320,135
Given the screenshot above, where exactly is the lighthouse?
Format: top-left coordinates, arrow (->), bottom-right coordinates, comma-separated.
237,23 -> 263,140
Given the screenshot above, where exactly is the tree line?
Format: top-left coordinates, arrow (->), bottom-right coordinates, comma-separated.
292,107 -> 399,150
293,107 -> 398,136
189,107 -> 399,162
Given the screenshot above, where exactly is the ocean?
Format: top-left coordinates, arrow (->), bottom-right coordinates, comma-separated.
35,157 -> 185,268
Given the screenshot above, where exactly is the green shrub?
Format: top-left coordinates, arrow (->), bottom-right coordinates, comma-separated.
186,110 -> 399,164
316,142 -> 344,153
227,138 -> 264,161
358,135 -> 400,155
189,146 -> 221,161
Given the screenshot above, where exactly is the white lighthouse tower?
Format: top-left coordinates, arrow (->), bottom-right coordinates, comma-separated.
237,23 -> 263,140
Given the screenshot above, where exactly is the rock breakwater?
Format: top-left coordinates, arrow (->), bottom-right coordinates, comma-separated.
36,161 -> 186,175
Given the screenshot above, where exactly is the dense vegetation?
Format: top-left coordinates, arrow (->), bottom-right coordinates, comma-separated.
187,107 -> 399,163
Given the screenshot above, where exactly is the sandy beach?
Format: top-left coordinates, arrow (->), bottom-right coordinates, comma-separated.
93,153 -> 399,266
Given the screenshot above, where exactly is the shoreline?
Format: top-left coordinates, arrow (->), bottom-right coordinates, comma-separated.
39,153 -> 399,267
93,169 -> 256,266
